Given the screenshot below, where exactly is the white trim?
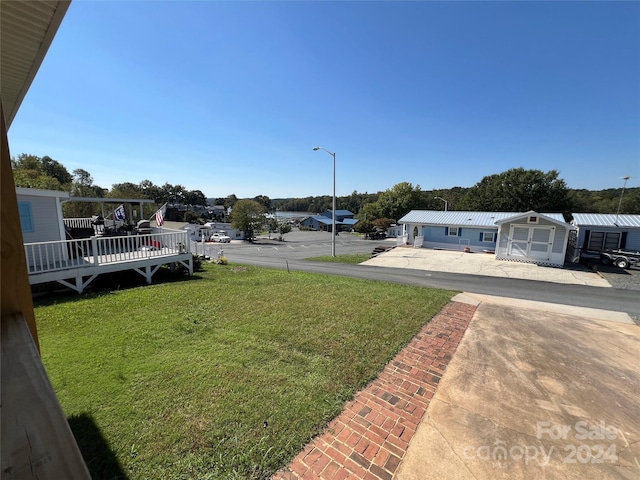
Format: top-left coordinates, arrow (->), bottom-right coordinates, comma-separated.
481,231 -> 496,242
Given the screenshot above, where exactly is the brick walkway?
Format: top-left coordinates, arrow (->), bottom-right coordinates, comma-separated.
272,300 -> 477,480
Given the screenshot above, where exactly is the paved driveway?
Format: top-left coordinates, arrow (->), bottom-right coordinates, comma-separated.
362,246 -> 610,288
397,293 -> 640,480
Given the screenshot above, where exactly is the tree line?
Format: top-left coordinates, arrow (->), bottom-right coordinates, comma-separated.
12,154 -> 638,225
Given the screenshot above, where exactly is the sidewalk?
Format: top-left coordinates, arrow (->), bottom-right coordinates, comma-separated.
273,295 -> 639,479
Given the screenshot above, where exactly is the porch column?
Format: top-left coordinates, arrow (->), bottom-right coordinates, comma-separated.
1,103 -> 38,349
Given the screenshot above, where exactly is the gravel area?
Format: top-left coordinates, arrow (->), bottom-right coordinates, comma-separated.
593,264 -> 640,291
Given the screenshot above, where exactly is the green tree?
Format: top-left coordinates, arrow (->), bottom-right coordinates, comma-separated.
40,155 -> 73,185
229,199 -> 266,242
253,195 -> 271,211
140,180 -> 163,203
358,182 -> 423,222
184,189 -> 207,206
373,217 -> 393,231
184,210 -> 199,223
11,153 -> 72,191
459,168 -> 570,214
64,169 -> 105,218
354,219 -> 375,235
225,194 -> 239,209
276,220 -> 292,241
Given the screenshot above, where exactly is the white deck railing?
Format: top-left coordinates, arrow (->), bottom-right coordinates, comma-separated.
63,217 -> 116,229
24,230 -> 190,275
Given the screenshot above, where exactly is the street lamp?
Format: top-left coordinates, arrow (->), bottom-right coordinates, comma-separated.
434,196 -> 448,211
313,146 -> 336,257
616,175 -> 631,222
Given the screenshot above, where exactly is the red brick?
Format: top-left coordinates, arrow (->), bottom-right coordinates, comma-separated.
371,447 -> 391,467
331,469 -> 350,480
381,440 -> 404,458
303,448 -> 323,467
369,464 -> 393,480
324,445 -> 348,465
345,431 -> 361,448
384,453 -> 402,473
301,470 -> 320,480
290,458 -> 309,475
309,453 -> 331,475
343,458 -> 368,478
362,442 -> 380,461
363,428 -> 385,446
390,424 -> 405,438
320,460 -> 340,479
354,437 -> 370,455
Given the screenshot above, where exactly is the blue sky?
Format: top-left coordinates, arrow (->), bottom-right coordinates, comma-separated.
8,1 -> 640,199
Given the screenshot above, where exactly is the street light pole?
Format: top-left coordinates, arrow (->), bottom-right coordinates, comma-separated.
434,196 -> 448,211
313,147 -> 336,257
616,175 -> 631,222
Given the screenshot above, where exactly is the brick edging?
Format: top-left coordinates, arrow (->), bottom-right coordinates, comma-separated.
272,300 -> 477,480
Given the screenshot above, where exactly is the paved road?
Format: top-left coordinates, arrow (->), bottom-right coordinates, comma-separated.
191,231 -> 640,322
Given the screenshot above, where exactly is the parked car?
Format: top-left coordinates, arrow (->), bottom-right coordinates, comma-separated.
209,232 -> 231,243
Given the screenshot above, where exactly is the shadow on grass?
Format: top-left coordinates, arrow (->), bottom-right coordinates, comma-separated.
68,413 -> 129,480
33,267 -> 205,307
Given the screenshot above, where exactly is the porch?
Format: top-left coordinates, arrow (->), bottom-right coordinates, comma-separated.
25,228 -> 192,293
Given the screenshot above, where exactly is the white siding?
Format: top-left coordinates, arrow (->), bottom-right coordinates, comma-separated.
18,194 -> 64,243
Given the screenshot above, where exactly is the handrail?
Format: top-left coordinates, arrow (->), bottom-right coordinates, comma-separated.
24,231 -> 190,275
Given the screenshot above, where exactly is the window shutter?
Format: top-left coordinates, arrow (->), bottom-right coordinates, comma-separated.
479,232 -> 483,241
621,232 -> 628,250
445,227 -> 448,236
582,230 -> 590,249
458,228 -> 462,236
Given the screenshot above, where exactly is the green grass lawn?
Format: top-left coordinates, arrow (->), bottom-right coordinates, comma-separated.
35,263 -> 455,479
305,253 -> 372,264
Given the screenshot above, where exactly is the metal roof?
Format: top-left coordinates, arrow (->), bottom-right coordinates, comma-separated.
307,215 -> 332,225
398,210 -> 566,227
1,1 -> 71,128
571,213 -> 640,228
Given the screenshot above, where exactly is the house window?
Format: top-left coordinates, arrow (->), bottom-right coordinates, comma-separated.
527,216 -> 539,224
448,227 -> 459,236
18,202 -> 34,233
588,232 -> 621,251
481,232 -> 495,242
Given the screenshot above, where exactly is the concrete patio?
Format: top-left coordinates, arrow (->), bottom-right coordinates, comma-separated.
362,246 -> 610,287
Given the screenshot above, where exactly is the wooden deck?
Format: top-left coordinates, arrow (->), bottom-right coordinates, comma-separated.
25,229 -> 192,293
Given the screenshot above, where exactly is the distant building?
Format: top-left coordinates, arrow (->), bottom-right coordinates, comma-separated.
399,210 -> 571,267
300,210 -> 359,232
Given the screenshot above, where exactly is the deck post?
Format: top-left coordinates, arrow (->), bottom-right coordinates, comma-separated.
91,236 -> 99,266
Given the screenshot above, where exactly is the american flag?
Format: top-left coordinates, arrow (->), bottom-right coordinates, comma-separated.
155,203 -> 166,226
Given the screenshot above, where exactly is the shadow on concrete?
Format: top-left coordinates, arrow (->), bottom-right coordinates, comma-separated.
68,413 -> 129,480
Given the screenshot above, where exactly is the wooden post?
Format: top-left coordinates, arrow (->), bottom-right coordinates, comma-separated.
1,102 -> 91,478
1,102 -> 38,349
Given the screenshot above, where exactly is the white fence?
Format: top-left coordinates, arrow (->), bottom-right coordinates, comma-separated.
413,235 -> 424,248
24,230 -> 190,274
396,235 -> 408,246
